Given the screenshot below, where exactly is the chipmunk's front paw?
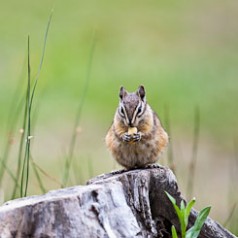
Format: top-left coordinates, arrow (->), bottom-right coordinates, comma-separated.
132,132 -> 141,142
122,133 -> 132,142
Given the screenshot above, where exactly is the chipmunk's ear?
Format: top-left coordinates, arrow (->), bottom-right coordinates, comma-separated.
137,85 -> 146,101
119,86 -> 128,100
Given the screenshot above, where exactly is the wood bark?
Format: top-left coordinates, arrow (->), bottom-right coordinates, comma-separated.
0,166 -> 236,238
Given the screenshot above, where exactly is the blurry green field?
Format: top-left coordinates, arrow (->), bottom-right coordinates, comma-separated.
0,0 -> 238,233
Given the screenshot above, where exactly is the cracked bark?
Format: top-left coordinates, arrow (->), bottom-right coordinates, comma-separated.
0,166 -> 236,238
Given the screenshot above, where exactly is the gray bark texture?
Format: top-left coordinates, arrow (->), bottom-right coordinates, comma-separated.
0,166 -> 236,238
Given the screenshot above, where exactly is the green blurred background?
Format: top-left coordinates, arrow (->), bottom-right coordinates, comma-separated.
0,0 -> 238,233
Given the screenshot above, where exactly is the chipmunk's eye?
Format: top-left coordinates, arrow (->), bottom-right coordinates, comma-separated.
137,106 -> 142,114
120,107 -> 125,115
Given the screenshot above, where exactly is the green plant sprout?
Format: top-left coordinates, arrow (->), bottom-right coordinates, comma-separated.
165,192 -> 211,238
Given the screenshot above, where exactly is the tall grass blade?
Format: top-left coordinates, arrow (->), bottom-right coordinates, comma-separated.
31,157 -> 46,194
0,60 -> 26,184
10,61 -> 32,199
11,107 -> 28,199
32,160 -> 62,187
225,137 -> 238,231
20,36 -> 31,197
19,10 -> 53,197
29,10 -> 53,108
230,137 -> 238,233
187,106 -> 200,199
24,34 -> 32,197
164,104 -> 176,174
223,203 -> 237,228
0,158 -> 18,186
62,30 -> 97,187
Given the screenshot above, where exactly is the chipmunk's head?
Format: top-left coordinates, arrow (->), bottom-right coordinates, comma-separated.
118,85 -> 147,127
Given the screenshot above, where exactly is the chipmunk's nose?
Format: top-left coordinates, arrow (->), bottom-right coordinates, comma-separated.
128,120 -> 133,127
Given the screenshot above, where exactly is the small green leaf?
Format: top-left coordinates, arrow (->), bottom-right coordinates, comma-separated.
165,192 -> 182,221
186,206 -> 211,238
180,212 -> 186,238
185,198 -> 196,220
184,198 -> 196,227
180,200 -> 187,237
165,191 -> 176,205
172,225 -> 178,238
166,191 -> 186,238
165,192 -> 181,217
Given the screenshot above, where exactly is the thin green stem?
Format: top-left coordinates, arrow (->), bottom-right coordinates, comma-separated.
0,158 -> 18,186
19,10 -> 53,197
62,30 -> 96,187
164,104 -> 176,174
187,106 -> 200,199
20,36 -> 31,197
31,156 -> 46,194
32,160 -> 62,187
224,203 -> 237,228
29,10 -> 53,109
0,61 -> 26,184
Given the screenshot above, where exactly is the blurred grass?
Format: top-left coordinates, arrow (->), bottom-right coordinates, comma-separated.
0,0 -> 238,233
1,0 -> 237,140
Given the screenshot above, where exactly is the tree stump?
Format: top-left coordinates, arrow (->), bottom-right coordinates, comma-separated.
0,166 -> 236,238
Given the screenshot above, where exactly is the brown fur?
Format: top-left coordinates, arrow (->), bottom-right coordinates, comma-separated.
105,86 -> 169,169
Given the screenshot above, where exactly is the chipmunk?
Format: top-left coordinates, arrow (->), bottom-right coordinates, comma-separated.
105,85 -> 169,169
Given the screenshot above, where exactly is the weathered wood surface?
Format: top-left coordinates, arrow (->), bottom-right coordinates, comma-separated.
0,166 -> 236,238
